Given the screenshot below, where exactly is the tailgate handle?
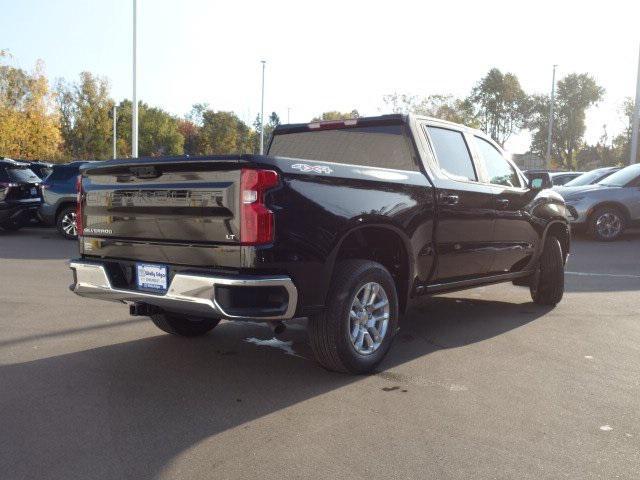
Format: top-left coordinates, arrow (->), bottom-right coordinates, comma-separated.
130,166 -> 160,179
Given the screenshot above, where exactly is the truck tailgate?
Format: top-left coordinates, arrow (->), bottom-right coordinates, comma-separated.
81,158 -> 245,245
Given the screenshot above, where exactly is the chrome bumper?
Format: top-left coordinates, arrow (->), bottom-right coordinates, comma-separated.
69,260 -> 298,321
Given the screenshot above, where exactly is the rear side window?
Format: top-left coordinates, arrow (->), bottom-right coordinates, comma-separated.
47,167 -> 78,183
268,125 -> 419,171
6,167 -> 41,183
426,126 -> 477,181
473,136 -> 521,188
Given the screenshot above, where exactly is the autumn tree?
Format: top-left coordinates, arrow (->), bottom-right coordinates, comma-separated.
194,109 -> 254,155
0,52 -> 61,160
56,72 -> 113,159
311,110 -> 360,121
528,73 -> 604,169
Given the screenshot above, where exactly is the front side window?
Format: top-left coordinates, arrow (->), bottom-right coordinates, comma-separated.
474,137 -> 520,188
426,126 -> 477,181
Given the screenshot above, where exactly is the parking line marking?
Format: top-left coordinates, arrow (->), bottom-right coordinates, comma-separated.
566,271 -> 640,279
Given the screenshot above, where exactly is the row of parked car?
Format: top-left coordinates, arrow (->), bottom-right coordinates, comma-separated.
525,165 -> 640,241
0,158 -> 83,239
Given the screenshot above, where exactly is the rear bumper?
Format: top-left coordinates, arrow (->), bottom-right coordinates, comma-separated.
0,201 -> 41,223
69,260 -> 298,321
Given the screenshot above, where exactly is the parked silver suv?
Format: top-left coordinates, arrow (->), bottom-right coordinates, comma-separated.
561,164 -> 640,241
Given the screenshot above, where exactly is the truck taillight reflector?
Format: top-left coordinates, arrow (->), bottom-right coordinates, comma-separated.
240,168 -> 278,245
76,175 -> 84,236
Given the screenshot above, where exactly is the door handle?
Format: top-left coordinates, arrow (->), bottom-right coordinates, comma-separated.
439,193 -> 459,205
496,198 -> 510,208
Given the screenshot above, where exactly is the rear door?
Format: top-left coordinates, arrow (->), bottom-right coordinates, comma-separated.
471,135 -> 537,274
422,124 -> 495,282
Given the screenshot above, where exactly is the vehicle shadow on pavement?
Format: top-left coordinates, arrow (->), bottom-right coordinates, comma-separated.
0,296 -> 548,480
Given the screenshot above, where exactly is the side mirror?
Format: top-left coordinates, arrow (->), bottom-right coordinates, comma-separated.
526,171 -> 552,190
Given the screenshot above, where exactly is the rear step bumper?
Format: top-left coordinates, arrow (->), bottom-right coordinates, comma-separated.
69,260 -> 298,321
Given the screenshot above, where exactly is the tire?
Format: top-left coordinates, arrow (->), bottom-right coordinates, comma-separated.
530,236 -> 564,306
56,206 -> 78,240
308,260 -> 399,374
588,206 -> 625,242
150,312 -> 220,337
0,220 -> 22,231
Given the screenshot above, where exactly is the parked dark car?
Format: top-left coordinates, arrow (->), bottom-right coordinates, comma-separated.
0,158 -> 42,231
549,171 -> 584,186
39,161 -> 86,239
524,169 -> 584,186
558,166 -> 621,189
69,114 -> 569,373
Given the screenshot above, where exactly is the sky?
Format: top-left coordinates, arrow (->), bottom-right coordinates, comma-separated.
1,0 -> 639,154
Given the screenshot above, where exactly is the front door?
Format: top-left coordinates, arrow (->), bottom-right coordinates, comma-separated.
471,135 -> 537,274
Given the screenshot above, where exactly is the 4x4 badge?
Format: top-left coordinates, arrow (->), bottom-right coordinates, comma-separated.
291,163 -> 333,174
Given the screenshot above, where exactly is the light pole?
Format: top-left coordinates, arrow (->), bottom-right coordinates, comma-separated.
630,44 -> 640,165
287,107 -> 291,124
112,105 -> 117,159
132,0 -> 139,158
259,60 -> 266,155
545,64 -> 558,169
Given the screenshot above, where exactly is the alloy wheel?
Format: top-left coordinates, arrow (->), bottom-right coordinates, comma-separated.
348,282 -> 390,355
61,212 -> 77,237
596,212 -> 622,240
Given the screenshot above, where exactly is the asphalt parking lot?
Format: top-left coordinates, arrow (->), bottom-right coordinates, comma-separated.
1,228 -> 639,480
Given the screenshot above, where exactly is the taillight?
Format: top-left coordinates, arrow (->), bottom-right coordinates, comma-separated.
0,182 -> 17,202
240,168 -> 279,245
76,175 -> 84,237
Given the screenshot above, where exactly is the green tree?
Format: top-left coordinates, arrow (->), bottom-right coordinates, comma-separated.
467,68 -> 529,146
115,100 -> 184,157
382,93 -> 477,127
196,110 -> 254,155
311,110 -> 360,121
56,72 -> 113,159
528,73 -> 605,169
254,111 -> 281,152
0,53 -> 61,160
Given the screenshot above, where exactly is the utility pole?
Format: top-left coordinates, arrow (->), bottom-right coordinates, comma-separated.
132,0 -> 139,158
545,64 -> 558,169
630,44 -> 640,165
259,60 -> 266,155
112,105 -> 117,159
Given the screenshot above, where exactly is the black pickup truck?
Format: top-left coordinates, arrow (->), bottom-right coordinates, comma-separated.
69,114 -> 569,373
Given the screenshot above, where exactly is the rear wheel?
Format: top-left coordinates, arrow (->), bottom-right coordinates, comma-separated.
150,313 -> 220,337
530,236 -> 564,306
308,260 -> 399,374
588,206 -> 625,241
56,206 -> 77,240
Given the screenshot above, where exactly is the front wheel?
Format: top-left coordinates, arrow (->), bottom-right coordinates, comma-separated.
308,260 -> 399,374
588,206 -> 625,241
150,313 -> 220,337
530,236 -> 564,306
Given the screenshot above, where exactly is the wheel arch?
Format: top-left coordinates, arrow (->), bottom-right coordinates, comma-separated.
541,220 -> 570,265
328,223 -> 415,314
